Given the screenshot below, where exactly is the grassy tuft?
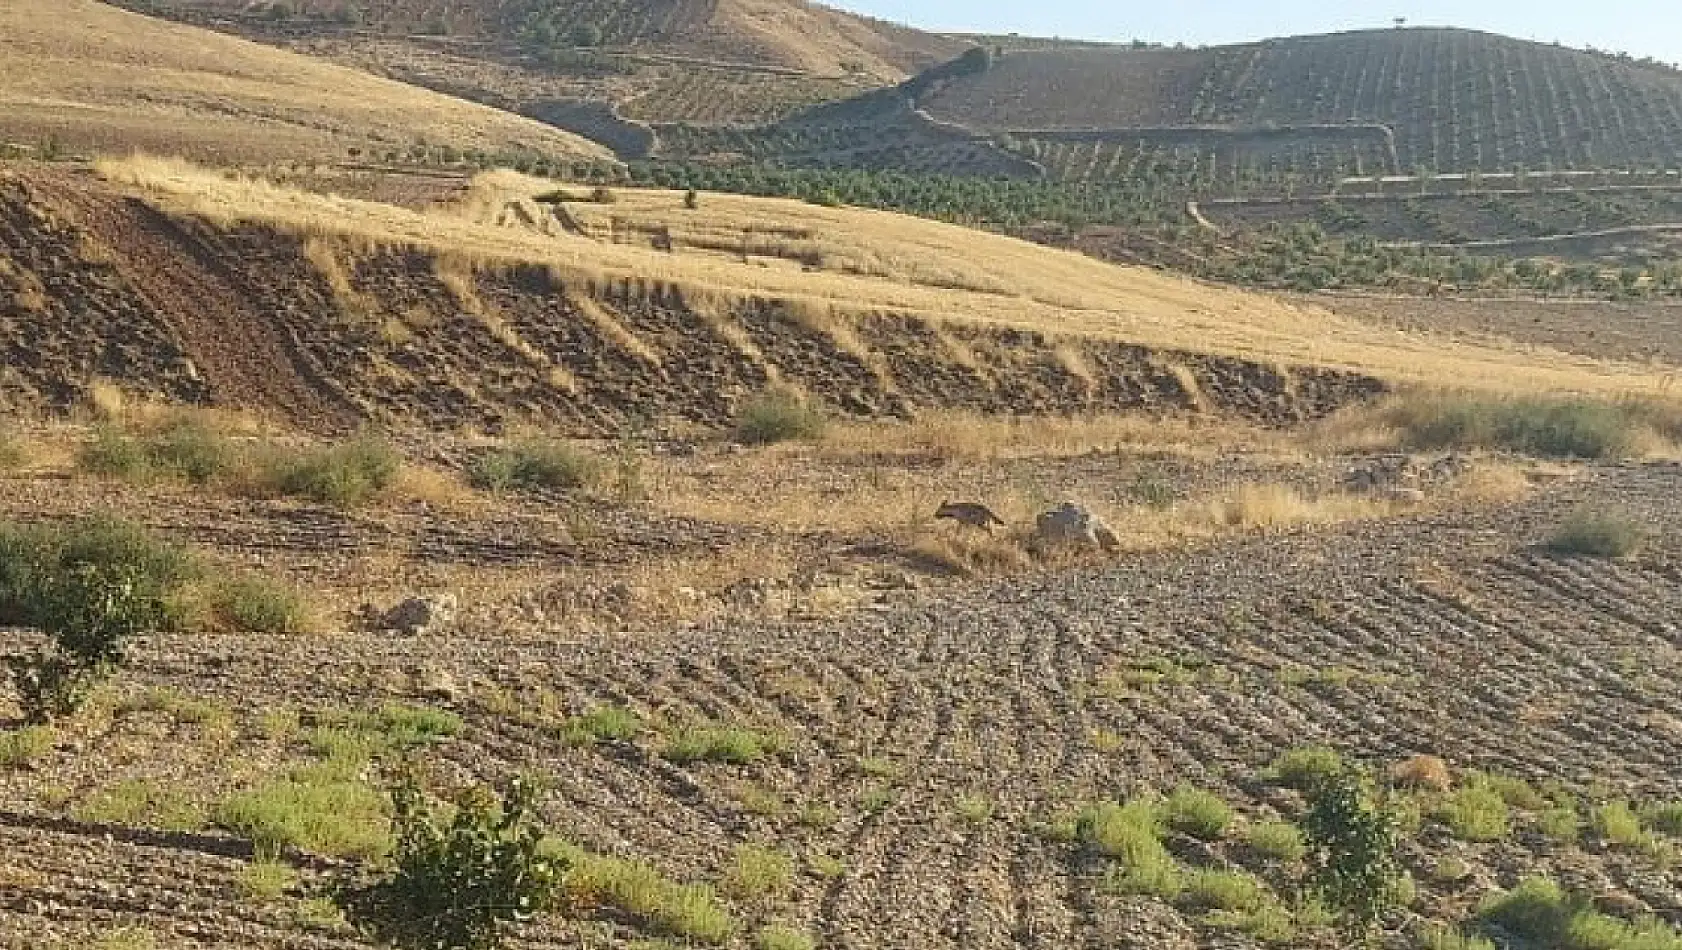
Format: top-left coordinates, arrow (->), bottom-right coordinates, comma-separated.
1436,785 -> 1512,842
1546,507 -> 1647,559
1078,799 -> 1182,899
734,389 -> 827,445
721,844 -> 794,901
1418,927 -> 1497,950
260,435 -> 402,507
661,723 -> 786,765
1245,820 -> 1307,863
551,840 -> 736,944
214,773 -> 389,859
1386,394 -> 1664,459
238,858 -> 299,901
0,725 -> 55,769
1592,800 -> 1651,850
557,704 -> 643,746
1182,868 -> 1268,912
954,792 -> 995,825
468,438 -> 606,493
1163,785 -> 1232,840
1268,745 -> 1344,791
1205,902 -> 1298,945
1478,877 -> 1573,941
73,778 -> 205,832
755,925 -> 817,950
209,574 -> 316,634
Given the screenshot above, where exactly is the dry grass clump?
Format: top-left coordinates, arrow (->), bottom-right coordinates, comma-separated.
817,411 -> 1288,461
1546,506 -> 1648,559
734,388 -> 827,445
0,428 -> 27,472
1369,392 -> 1682,459
468,438 -> 607,494
1391,755 -> 1453,793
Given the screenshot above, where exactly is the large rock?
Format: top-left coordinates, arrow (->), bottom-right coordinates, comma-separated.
383,594 -> 458,634
1035,502 -> 1120,551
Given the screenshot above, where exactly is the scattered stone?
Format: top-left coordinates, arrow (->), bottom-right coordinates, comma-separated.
1035,502 -> 1120,551
383,594 -> 458,634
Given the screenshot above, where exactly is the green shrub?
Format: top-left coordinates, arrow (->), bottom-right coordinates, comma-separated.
1436,785 -> 1512,842
1480,877 -> 1682,950
1205,902 -> 1297,945
660,724 -> 786,765
1418,926 -> 1497,950
210,575 -> 314,634
1182,868 -> 1267,911
733,389 -> 826,445
1387,394 -> 1653,459
77,418 -> 237,485
1642,801 -> 1682,836
721,844 -> 793,901
344,775 -> 560,950
468,439 -> 605,494
1246,820 -> 1307,862
755,925 -> 816,950
1164,785 -> 1232,840
954,792 -> 995,824
265,436 -> 401,507
78,426 -> 155,481
0,725 -> 54,769
1538,802 -> 1582,843
1301,768 -> 1402,934
557,704 -> 642,745
1269,745 -> 1344,791
319,703 -> 462,752
1546,507 -> 1647,558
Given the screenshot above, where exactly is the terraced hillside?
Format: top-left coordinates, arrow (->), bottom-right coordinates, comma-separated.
921,29 -> 1682,180
0,0 -> 611,166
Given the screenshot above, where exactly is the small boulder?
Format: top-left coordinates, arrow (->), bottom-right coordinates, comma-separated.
1035,502 -> 1120,551
383,594 -> 458,634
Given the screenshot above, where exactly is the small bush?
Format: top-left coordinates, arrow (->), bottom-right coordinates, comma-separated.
721,844 -> 793,901
264,436 -> 401,507
345,775 -> 560,950
78,426 -> 156,481
74,778 -> 204,831
755,924 -> 815,950
1537,803 -> 1582,843
557,704 -> 642,745
0,725 -> 54,769
1301,768 -> 1402,934
954,792 -> 995,824
1164,785 -> 1232,840
210,575 -> 314,634
469,439 -> 605,493
1642,801 -> 1682,836
77,418 -> 237,485
1436,786 -> 1511,842
1270,745 -> 1344,791
1246,820 -> 1307,863
734,389 -> 826,445
1546,507 -> 1647,558
1479,876 -> 1572,940
661,724 -> 786,765
1480,877 -> 1682,950
1206,902 -> 1297,945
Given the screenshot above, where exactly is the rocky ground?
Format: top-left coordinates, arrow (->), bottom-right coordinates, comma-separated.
2,447 -> 1680,948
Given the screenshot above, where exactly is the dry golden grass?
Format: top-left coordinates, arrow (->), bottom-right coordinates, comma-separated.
0,1 -> 610,165
93,157 -> 1680,399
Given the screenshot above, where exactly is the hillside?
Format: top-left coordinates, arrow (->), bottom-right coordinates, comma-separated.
920,28 -> 1682,180
0,0 -> 612,165
116,0 -> 964,80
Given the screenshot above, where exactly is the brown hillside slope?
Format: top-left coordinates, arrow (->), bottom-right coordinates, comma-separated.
921,28 -> 1682,174
3,158 -> 1671,433
0,0 -> 612,165
119,0 -> 963,80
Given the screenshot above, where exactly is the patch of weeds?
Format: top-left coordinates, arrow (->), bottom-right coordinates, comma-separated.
795,801 -> 837,829
954,792 -> 995,825
1546,506 -> 1648,558
260,435 -> 402,507
468,438 -> 606,494
755,924 -> 816,950
0,725 -> 54,769
1246,820 -> 1307,863
734,388 -> 826,445
1478,876 -> 1572,941
1387,394 -> 1657,460
1164,785 -> 1232,840
294,895 -> 351,932
1431,856 -> 1473,884
552,840 -> 735,944
1099,654 -> 1201,694
1182,868 -> 1268,911
859,784 -> 895,816
238,858 -> 298,902
721,844 -> 794,902
214,771 -> 389,859
1205,902 -> 1297,945
209,574 -> 315,634
1079,799 -> 1182,899
257,707 -> 302,742
0,430 -> 24,472
661,723 -> 786,765
1418,926 -> 1497,950
73,778 -> 205,832
115,687 -> 234,731
89,926 -> 158,950
807,851 -> 845,879
318,703 -> 463,752
1642,801 -> 1682,836
1436,785 -> 1512,842
1538,798 -> 1582,844
1468,772 -> 1547,810
732,782 -> 786,817
854,756 -> 900,778
1268,745 -> 1344,791
1593,800 -> 1652,850
556,704 -> 642,746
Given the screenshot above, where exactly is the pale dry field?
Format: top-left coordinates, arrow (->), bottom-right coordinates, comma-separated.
98,157 -> 1680,398
0,0 -> 611,165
